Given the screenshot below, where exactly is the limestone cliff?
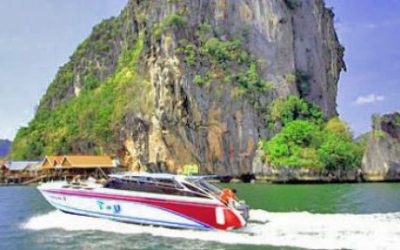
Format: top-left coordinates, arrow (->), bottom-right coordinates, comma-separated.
10,0 -> 345,174
362,113 -> 400,181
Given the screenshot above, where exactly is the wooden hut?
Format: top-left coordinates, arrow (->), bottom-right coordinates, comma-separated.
0,160 -> 7,182
1,161 -> 41,184
40,155 -> 116,179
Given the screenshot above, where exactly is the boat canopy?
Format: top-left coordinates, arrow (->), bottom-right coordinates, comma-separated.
109,172 -> 179,180
105,172 -> 221,199
110,172 -> 218,180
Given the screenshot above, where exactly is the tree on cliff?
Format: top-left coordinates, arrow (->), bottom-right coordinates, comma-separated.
261,101 -> 364,170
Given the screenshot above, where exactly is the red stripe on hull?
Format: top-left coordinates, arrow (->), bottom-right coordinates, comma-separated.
47,189 -> 218,208
44,189 -> 244,230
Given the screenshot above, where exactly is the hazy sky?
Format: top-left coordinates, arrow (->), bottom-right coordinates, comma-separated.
0,0 -> 128,140
326,0 -> 400,135
0,0 -> 399,140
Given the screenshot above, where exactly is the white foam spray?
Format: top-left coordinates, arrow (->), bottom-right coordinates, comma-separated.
23,209 -> 400,249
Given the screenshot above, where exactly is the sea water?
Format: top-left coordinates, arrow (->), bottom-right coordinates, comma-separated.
1,184 -> 400,250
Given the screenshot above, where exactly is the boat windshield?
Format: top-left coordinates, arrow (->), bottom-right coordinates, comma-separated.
103,176 -> 211,199
188,179 -> 221,195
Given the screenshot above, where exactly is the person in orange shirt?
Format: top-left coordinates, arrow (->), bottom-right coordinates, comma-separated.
221,188 -> 236,205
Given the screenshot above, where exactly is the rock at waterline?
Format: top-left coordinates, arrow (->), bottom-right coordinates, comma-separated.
362,112 -> 400,181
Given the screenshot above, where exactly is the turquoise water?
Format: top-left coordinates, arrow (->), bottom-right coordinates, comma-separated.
1,184 -> 400,250
222,183 -> 400,214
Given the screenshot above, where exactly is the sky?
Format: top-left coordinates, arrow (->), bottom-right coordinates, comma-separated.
0,0 -> 128,140
0,0 -> 399,140
326,0 -> 400,135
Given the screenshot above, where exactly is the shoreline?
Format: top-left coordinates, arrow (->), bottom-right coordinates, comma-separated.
1,177 -> 399,187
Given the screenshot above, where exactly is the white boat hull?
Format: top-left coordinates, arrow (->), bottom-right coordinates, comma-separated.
38,182 -> 245,230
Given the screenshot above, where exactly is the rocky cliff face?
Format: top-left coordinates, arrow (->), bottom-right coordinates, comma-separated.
11,0 -> 344,174
362,113 -> 400,181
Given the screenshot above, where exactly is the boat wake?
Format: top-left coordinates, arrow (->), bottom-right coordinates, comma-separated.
23,209 -> 400,249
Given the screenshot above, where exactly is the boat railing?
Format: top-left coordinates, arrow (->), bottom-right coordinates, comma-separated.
119,176 -> 182,189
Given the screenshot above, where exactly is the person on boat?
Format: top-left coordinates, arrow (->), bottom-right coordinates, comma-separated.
221,188 -> 236,206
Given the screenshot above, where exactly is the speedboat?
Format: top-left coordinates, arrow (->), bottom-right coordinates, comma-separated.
37,173 -> 249,230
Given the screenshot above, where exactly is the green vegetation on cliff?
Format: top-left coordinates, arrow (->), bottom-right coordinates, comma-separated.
40,17 -> 125,110
175,23 -> 271,97
261,120 -> 325,169
260,97 -> 364,170
267,96 -> 325,129
10,31 -> 147,160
